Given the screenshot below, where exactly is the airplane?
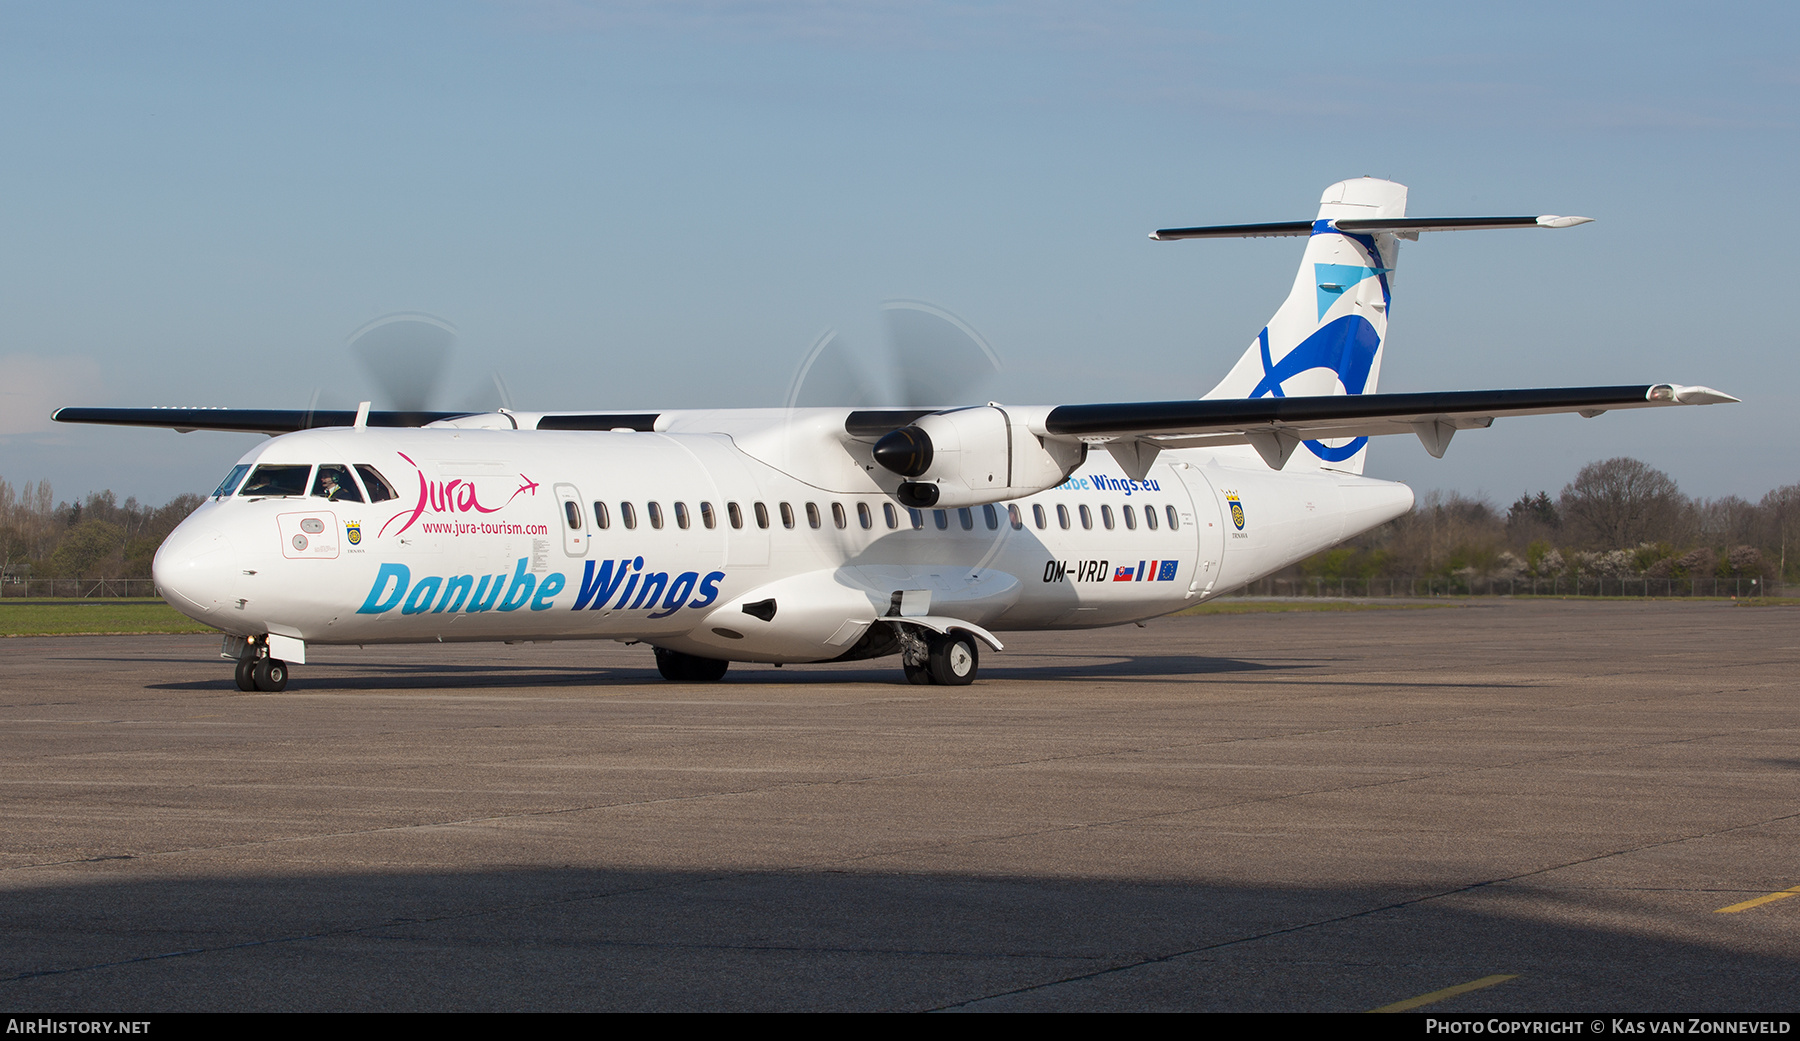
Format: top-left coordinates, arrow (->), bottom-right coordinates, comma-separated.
54,178 -> 1736,691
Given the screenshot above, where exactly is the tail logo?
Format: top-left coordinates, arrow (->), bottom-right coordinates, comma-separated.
1313,263 -> 1389,320
1250,315 -> 1382,463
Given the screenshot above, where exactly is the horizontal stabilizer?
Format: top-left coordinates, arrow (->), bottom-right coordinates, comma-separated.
1151,215 -> 1591,241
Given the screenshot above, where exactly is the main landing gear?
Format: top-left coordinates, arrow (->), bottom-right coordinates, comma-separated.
654,647 -> 730,683
901,630 -> 979,686
233,653 -> 289,692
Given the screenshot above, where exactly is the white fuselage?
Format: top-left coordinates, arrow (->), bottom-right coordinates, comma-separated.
153,409 -> 1414,664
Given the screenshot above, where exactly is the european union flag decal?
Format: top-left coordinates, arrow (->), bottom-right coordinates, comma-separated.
1157,560 -> 1178,582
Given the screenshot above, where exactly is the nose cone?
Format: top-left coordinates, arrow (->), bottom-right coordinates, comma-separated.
153,523 -> 238,619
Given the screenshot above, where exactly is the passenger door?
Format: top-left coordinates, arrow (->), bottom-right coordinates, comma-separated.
554,483 -> 590,558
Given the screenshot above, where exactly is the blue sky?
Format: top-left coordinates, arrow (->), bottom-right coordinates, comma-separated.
1,1 -> 1793,505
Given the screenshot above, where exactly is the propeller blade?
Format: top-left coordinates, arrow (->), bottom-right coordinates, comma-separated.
788,329 -> 890,408
880,300 -> 1000,408
455,371 -> 515,414
347,312 -> 457,413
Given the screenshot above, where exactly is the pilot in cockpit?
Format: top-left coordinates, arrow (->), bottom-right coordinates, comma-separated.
313,466 -> 363,503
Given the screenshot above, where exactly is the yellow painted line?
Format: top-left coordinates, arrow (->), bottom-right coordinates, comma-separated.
1715,885 -> 1800,913
1369,974 -> 1517,1013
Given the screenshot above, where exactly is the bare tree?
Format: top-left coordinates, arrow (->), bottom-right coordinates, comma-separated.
1759,483 -> 1800,580
1558,458 -> 1685,548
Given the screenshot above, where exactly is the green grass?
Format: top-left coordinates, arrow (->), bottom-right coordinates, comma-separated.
0,599 -> 217,636
1178,599 -> 1455,616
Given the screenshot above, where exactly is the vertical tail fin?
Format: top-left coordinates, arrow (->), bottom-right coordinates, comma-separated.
1204,177 -> 1407,475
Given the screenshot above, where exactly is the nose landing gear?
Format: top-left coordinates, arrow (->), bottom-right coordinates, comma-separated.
231,636 -> 290,693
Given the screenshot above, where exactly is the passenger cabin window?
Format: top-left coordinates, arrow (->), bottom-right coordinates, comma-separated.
593,501 -> 611,529
884,503 -> 899,529
563,500 -> 582,530
728,502 -> 743,529
754,502 -> 770,529
621,502 -> 638,529
355,465 -> 399,503
1008,505 -> 1023,530
212,464 -> 250,500
674,502 -> 690,529
857,503 -> 872,529
239,464 -> 311,498
780,503 -> 795,529
1123,504 -> 1137,530
908,509 -> 924,530
934,510 -> 949,531
313,465 -> 364,503
1079,505 -> 1093,530
700,502 -> 716,529
1057,504 -> 1070,530
959,508 -> 974,531
1144,504 -> 1157,530
648,502 -> 664,529
834,503 -> 848,529
1166,505 -> 1180,530
805,503 -> 821,529
983,504 -> 999,530
1100,504 -> 1114,530
1034,504 -> 1047,530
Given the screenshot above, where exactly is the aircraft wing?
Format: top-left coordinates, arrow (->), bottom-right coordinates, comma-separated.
1038,383 -> 1737,468
51,406 -> 673,434
49,407 -> 475,434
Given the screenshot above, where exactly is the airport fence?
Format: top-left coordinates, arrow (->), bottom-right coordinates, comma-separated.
1240,574 -> 1782,598
0,579 -> 160,599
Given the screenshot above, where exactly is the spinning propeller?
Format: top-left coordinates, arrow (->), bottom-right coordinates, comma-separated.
786,300 -> 1001,410
306,312 -> 513,419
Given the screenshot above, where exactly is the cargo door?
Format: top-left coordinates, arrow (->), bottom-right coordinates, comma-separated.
1169,462 -> 1226,595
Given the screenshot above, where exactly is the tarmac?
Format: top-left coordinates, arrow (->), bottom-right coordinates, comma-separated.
1,598 -> 1796,1012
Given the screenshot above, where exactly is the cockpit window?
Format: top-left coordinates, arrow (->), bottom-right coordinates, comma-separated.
212,464 -> 251,500
239,464 -> 312,498
354,465 -> 399,503
313,465 -> 364,503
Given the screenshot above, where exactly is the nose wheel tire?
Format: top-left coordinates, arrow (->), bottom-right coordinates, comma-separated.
926,632 -> 979,686
252,658 -> 289,693
233,658 -> 257,692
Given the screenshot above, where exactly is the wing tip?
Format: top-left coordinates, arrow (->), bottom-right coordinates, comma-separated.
1663,383 -> 1735,403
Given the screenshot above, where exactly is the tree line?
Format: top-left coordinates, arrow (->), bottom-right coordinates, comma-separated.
1293,458 -> 1800,593
0,480 -> 202,586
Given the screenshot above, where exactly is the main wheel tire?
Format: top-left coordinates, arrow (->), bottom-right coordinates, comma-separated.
903,660 -> 934,685
654,647 -> 729,683
252,657 -> 289,692
926,633 -> 978,686
234,658 -> 257,692
685,655 -> 729,682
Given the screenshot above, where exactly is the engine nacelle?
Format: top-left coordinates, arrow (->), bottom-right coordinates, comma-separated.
871,406 -> 1086,509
